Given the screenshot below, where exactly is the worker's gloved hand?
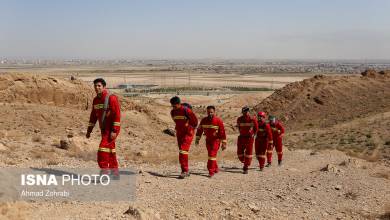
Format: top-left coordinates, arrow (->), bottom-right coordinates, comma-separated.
86,127 -> 93,139
110,132 -> 117,140
221,142 -> 227,151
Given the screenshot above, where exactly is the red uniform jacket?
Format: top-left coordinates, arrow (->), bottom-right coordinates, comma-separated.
256,121 -> 273,144
196,116 -> 227,143
237,115 -> 258,137
88,89 -> 121,134
270,121 -> 285,140
171,105 -> 198,136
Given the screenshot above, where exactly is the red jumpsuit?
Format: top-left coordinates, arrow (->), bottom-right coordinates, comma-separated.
88,89 -> 121,174
270,121 -> 285,162
171,105 -> 198,173
196,116 -> 227,176
236,115 -> 258,170
255,121 -> 273,169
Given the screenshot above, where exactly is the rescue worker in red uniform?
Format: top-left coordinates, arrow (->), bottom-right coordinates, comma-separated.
195,106 -> 227,178
236,106 -> 258,174
170,96 -> 198,179
86,78 -> 121,178
255,111 -> 273,171
269,115 -> 285,166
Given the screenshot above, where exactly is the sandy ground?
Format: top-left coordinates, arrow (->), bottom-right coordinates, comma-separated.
2,150 -> 389,220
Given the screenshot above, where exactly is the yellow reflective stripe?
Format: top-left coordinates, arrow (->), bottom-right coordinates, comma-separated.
259,129 -> 265,131
244,154 -> 253,158
277,152 -> 283,155
98,148 -> 116,153
239,123 -> 254,127
267,150 -> 273,153
201,125 -> 219,129
221,139 -> 227,143
208,157 -> 217,161
269,141 -> 273,143
113,122 -> 121,126
179,150 -> 189,155
88,122 -> 95,127
173,116 -> 187,120
94,104 -> 104,109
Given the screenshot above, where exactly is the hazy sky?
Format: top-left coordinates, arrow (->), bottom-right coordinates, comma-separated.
1,0 -> 390,59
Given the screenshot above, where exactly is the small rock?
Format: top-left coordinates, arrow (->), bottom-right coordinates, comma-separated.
304,187 -> 310,191
220,201 -> 229,205
136,151 -> 148,157
339,158 -> 361,168
310,151 -> 318,156
335,185 -> 342,190
163,128 -> 176,137
123,205 -> 142,219
59,139 -> 70,150
313,97 -> 324,105
248,204 -> 260,213
34,129 -> 40,133
322,212 -> 329,216
321,164 -> 342,173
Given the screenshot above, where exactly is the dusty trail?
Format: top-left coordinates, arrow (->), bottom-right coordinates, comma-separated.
2,149 -> 389,220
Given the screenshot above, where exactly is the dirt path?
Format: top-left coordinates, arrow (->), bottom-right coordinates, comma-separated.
2,149 -> 388,220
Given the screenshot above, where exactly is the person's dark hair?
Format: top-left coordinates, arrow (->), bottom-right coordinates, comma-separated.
93,78 -> 106,87
170,96 -> 181,105
242,106 -> 250,113
206,105 -> 215,111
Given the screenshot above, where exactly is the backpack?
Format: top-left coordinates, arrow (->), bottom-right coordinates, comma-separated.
182,103 -> 195,127
182,103 -> 192,110
170,103 -> 193,119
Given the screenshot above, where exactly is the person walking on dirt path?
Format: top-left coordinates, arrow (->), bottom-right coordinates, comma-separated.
170,96 -> 198,179
255,111 -> 273,171
269,115 -> 285,166
236,106 -> 258,174
86,78 -> 121,179
195,105 -> 227,178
